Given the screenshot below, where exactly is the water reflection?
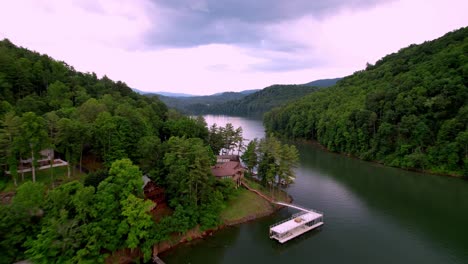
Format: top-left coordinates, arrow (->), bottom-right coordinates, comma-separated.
162,116 -> 468,264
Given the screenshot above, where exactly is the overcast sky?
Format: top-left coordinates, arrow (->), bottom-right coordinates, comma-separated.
1,0 -> 467,95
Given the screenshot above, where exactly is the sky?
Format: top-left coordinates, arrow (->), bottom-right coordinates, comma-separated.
0,0 -> 467,95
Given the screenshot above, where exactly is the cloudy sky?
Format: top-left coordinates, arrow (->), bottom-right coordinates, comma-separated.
1,0 -> 467,95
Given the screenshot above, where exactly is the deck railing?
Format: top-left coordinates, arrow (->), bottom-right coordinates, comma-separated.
269,211 -> 308,229
275,202 -> 324,215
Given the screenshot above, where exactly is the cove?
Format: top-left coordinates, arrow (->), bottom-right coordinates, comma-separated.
161,115 -> 468,264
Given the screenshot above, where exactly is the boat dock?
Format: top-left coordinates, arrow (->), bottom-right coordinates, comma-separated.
270,202 -> 323,243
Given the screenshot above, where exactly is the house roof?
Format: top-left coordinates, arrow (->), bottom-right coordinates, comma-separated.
211,161 -> 244,177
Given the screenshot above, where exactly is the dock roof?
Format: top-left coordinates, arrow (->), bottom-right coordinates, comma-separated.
270,211 -> 322,234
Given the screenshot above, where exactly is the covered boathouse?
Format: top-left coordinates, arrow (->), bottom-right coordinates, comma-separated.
270,203 -> 324,243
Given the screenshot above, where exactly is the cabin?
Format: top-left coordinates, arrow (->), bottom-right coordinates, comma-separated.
211,155 -> 244,186
144,181 -> 166,205
142,176 -> 166,206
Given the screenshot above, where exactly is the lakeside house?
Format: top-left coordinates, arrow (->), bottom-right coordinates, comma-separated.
5,149 -> 68,175
142,175 -> 166,209
211,155 -> 245,186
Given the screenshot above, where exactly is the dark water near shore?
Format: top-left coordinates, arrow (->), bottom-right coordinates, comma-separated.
161,115 -> 468,264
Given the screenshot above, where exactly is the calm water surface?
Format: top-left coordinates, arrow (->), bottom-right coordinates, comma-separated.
162,115 -> 468,264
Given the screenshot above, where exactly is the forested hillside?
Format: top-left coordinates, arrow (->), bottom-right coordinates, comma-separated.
155,91 -> 249,113
153,79 -> 337,116
303,77 -> 342,87
0,39 -> 237,263
264,27 -> 468,176
190,84 -> 319,116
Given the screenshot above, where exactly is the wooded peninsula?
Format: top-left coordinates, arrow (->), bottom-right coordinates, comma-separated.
0,39 -> 299,263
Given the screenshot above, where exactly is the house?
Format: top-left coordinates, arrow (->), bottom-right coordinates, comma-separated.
142,175 -> 166,207
211,155 -> 245,186
6,149 -> 68,175
20,149 -> 54,166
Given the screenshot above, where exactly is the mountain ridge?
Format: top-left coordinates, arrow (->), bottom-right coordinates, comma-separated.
155,78 -> 341,115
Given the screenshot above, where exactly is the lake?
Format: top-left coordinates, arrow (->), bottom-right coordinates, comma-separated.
161,115 -> 468,264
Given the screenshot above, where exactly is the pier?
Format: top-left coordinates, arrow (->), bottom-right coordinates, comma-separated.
269,202 -> 323,243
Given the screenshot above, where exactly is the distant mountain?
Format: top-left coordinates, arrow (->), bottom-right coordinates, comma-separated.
210,89 -> 260,96
131,89 -> 194,97
153,91 -> 194,97
188,85 -> 318,116
240,89 -> 261,95
131,88 -> 151,95
153,79 -> 336,116
188,78 -> 341,116
303,78 -> 342,87
153,91 -> 250,113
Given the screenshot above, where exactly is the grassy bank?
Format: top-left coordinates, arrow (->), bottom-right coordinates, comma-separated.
220,188 -> 274,223
220,179 -> 292,224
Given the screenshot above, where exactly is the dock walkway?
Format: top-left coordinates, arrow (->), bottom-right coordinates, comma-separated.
274,202 -> 323,214
152,255 -> 165,264
240,181 -> 275,203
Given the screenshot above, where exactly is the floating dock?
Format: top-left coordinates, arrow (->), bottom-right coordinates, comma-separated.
270,202 -> 323,243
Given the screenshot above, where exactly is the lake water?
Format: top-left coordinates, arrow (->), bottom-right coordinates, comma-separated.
161,115 -> 468,264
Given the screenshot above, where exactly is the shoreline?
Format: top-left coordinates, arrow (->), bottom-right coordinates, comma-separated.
294,138 -> 465,179
153,186 -> 293,259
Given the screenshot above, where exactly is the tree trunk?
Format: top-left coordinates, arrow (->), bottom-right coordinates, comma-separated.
195,182 -> 198,206
50,159 -> 54,187
31,149 -> 36,182
20,155 -> 25,181
67,164 -> 71,178
50,151 -> 54,183
79,146 -> 83,173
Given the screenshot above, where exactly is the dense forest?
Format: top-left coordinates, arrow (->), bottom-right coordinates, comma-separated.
187,84 -> 319,116
265,27 -> 468,176
0,39 -> 240,263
